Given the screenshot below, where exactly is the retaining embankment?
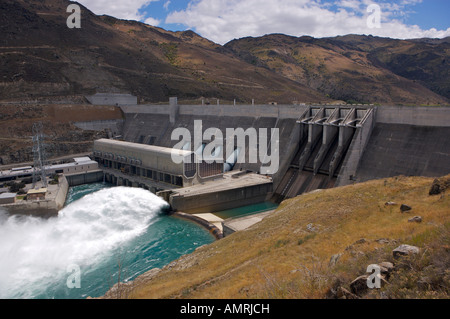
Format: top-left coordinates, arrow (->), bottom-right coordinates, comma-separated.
65,170 -> 104,186
2,175 -> 69,217
171,211 -> 223,240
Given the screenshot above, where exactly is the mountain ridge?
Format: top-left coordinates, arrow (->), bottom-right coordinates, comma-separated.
0,0 -> 448,105
224,33 -> 449,104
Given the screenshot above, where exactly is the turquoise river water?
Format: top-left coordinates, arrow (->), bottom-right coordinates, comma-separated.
0,183 -> 215,299
0,183 -> 277,299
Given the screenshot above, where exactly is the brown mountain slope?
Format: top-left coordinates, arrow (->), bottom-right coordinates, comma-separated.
225,34 -> 449,105
0,0 -> 326,104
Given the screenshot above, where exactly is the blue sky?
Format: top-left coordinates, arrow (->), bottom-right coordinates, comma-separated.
76,0 -> 450,44
404,0 -> 449,30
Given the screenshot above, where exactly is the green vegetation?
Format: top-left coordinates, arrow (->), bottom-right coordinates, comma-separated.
48,174 -> 59,185
160,42 -> 179,66
7,181 -> 26,193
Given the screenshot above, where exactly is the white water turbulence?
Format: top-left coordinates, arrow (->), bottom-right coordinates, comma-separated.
0,187 -> 169,299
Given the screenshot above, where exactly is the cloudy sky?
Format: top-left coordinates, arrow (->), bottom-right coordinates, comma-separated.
75,0 -> 450,44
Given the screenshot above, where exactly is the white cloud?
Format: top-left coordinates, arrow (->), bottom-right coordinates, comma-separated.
144,16 -> 161,26
166,0 -> 450,44
163,1 -> 171,11
76,0 -> 158,21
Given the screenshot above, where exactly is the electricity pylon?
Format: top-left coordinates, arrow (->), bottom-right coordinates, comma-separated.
32,122 -> 48,188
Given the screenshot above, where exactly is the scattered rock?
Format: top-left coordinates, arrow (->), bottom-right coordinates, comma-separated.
380,292 -> 389,299
375,238 -> 391,244
306,223 -> 317,232
329,253 -> 342,267
377,262 -> 395,279
101,268 -> 161,299
400,204 -> 412,213
429,177 -> 450,195
336,287 -> 360,299
417,277 -> 431,290
385,201 -> 397,206
195,245 -> 207,251
408,216 -> 423,223
393,244 -> 420,258
350,275 -> 369,295
378,262 -> 395,275
354,238 -> 368,245
350,250 -> 366,258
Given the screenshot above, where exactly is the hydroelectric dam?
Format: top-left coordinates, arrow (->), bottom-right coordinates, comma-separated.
76,98 -> 450,223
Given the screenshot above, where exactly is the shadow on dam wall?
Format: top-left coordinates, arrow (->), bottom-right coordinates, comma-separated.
355,123 -> 450,182
115,103 -> 450,203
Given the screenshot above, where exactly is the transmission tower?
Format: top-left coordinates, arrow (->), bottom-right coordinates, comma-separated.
32,122 -> 48,188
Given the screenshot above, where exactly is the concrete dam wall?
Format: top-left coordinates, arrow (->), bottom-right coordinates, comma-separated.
114,102 -> 449,203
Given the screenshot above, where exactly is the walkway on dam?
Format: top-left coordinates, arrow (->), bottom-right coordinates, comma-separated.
192,209 -> 277,237
173,172 -> 272,197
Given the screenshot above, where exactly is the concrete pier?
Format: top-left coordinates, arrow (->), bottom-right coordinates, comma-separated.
65,170 -> 104,186
0,175 -> 69,217
165,172 -> 273,214
222,210 -> 276,237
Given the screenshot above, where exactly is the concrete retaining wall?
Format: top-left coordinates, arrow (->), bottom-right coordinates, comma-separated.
172,211 -> 223,240
2,175 -> 69,217
73,119 -> 124,135
122,104 -> 309,119
54,174 -> 69,210
86,93 -> 137,106
170,182 -> 273,214
355,123 -> 450,181
119,103 -> 450,200
65,170 -> 104,186
336,109 -> 376,186
376,106 -> 450,126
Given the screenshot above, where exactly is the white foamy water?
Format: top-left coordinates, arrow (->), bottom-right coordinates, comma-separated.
0,187 -> 169,299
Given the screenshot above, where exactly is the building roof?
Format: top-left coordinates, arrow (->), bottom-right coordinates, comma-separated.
0,192 -> 16,199
94,139 -> 193,158
73,157 -> 92,163
48,161 -> 98,171
27,188 -> 47,195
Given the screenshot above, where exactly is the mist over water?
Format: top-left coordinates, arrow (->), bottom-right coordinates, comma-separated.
0,186 -> 210,299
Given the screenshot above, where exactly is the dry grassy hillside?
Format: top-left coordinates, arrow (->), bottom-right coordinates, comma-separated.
0,0 -> 326,104
107,175 -> 450,299
225,34 -> 450,105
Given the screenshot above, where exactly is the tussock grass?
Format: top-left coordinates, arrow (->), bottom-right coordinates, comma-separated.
112,175 -> 449,299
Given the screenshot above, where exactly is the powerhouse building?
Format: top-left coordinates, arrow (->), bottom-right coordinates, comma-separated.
93,139 -> 224,190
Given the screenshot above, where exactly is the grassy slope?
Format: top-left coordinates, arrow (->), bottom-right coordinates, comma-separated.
123,175 -> 449,299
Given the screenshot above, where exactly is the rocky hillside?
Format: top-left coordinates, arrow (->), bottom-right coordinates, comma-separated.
1,0 -> 449,105
102,175 -> 450,299
225,34 -> 450,105
0,103 -> 122,165
0,0 -> 325,104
